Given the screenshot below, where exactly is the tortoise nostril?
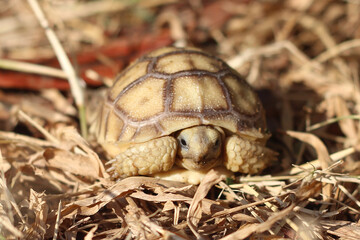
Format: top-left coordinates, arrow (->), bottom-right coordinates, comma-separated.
198,153 -> 210,161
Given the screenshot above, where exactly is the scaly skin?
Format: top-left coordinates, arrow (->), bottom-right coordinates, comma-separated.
107,126 -> 275,183
108,136 -> 177,177
224,135 -> 276,174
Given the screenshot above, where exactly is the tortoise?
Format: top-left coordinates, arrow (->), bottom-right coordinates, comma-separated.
92,46 -> 276,184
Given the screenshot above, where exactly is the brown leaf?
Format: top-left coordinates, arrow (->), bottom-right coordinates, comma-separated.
231,213 -> 257,222
130,191 -> 192,202
25,189 -> 48,239
43,148 -> 100,179
187,169 -> 224,238
286,130 -> 332,170
221,204 -> 295,240
321,220 -> 360,240
54,126 -> 109,178
58,177 -> 190,219
0,190 -> 24,238
333,96 -> 358,143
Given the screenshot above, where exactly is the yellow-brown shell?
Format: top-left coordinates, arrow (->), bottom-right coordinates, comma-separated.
95,47 -> 267,149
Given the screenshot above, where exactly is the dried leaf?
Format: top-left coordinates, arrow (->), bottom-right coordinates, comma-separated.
54,126 -> 109,178
0,203 -> 23,238
286,130 -> 332,170
221,204 -> 295,240
333,96 -> 358,142
187,169 -> 224,238
84,225 -> 97,240
25,189 -> 48,239
321,220 -> 360,240
43,148 -> 100,179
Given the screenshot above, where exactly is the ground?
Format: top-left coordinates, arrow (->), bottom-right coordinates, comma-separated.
1,0 -> 360,239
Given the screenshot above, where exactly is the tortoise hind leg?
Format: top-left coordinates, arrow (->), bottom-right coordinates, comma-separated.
224,135 -> 277,174
107,136 -> 177,178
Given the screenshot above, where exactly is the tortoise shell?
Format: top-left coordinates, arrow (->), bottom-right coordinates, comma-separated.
95,47 -> 267,151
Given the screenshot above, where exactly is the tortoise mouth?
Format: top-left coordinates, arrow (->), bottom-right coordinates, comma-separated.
176,157 -> 220,171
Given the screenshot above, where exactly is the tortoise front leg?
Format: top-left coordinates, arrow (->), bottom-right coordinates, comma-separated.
107,136 -> 177,178
224,135 -> 276,174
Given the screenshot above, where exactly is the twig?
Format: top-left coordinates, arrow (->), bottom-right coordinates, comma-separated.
227,40 -> 310,69
18,110 -> 60,145
0,59 -> 67,79
314,39 -> 360,63
0,131 -> 56,147
27,0 -> 87,137
0,164 -> 26,236
307,115 -> 360,132
338,184 -> 360,209
52,200 -> 62,240
284,147 -> 356,175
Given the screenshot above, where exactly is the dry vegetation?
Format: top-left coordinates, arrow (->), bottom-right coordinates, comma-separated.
1,0 -> 360,239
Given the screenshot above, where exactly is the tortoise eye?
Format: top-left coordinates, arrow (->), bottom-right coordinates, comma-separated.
214,139 -> 220,147
180,138 -> 187,147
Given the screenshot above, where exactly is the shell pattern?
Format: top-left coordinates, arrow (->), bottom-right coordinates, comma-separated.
95,47 -> 267,146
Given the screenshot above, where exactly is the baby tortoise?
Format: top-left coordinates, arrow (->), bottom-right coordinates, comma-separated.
92,47 -> 276,184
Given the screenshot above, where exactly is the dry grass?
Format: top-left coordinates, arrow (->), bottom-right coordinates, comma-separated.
1,0 -> 360,239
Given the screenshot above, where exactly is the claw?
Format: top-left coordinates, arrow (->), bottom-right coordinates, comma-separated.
112,172 -> 119,178
106,166 -> 116,172
105,158 -> 117,165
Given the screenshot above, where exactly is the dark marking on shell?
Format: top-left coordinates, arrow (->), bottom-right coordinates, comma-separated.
98,47 -> 266,143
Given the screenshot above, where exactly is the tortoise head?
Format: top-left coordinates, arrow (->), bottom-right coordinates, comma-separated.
175,125 -> 224,171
